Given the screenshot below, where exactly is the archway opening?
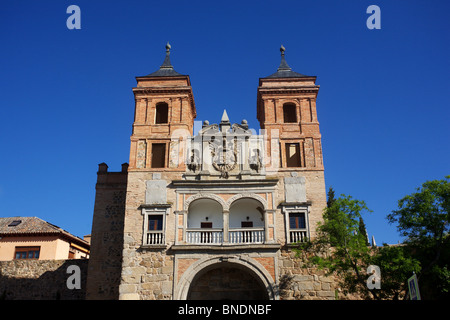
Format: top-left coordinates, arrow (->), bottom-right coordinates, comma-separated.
229,198 -> 264,229
188,198 -> 223,229
187,198 -> 223,244
187,263 -> 270,300
229,198 -> 265,244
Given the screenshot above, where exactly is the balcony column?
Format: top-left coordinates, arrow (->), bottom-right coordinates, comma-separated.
264,210 -> 269,243
223,209 -> 229,243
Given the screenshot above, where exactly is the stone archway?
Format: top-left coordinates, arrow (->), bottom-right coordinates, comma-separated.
187,263 -> 269,300
175,256 -> 277,300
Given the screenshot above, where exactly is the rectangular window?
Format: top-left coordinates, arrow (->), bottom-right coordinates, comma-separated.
201,222 -> 213,228
155,103 -> 169,124
143,207 -> 169,246
286,143 -> 301,167
14,247 -> 40,260
151,143 -> 166,168
148,215 -> 163,231
241,221 -> 253,228
289,213 -> 306,229
283,104 -> 297,123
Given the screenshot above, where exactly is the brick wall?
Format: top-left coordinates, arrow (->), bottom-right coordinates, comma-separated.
0,259 -> 88,300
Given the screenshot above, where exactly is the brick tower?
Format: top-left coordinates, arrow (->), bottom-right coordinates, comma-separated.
257,45 -> 326,239
129,42 -> 196,172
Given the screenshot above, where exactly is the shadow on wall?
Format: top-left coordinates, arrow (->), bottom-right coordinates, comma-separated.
0,259 -> 88,300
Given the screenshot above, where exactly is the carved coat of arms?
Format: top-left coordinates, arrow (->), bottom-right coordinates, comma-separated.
209,137 -> 238,179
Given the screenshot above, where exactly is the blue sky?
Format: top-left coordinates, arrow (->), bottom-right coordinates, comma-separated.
0,0 -> 449,245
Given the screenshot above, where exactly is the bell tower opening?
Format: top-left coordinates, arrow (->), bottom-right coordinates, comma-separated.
283,103 -> 297,123
151,143 -> 166,168
155,102 -> 169,124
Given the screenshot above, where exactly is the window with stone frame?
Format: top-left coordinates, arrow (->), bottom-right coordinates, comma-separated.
142,206 -> 169,246
282,205 -> 309,244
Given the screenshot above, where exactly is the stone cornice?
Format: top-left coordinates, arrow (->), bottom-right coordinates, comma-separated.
132,86 -> 196,118
170,243 -> 281,252
171,178 -> 279,188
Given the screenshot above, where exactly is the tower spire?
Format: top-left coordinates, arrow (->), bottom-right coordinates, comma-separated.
277,44 -> 292,71
220,109 -> 230,123
146,42 -> 182,77
220,109 -> 231,132
161,41 -> 173,68
263,45 -> 309,78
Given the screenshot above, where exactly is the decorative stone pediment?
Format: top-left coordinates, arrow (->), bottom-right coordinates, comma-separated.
184,111 -> 265,180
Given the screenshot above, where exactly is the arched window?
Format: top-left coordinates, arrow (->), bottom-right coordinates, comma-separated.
229,198 -> 265,244
283,103 -> 297,123
155,102 -> 168,124
229,198 -> 264,229
187,198 -> 223,244
188,198 -> 223,229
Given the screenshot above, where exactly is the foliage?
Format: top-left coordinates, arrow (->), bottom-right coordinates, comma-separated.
296,190 -> 380,299
370,244 -> 421,300
387,176 -> 450,244
296,178 -> 450,300
358,217 -> 370,246
387,176 -> 450,299
297,187 -> 422,300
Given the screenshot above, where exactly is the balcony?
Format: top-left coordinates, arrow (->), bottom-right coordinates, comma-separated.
229,228 -> 265,244
186,228 -> 223,244
185,228 -> 265,245
146,230 -> 165,245
288,229 -> 308,243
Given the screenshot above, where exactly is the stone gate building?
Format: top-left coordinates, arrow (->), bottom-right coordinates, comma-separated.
86,43 -> 332,300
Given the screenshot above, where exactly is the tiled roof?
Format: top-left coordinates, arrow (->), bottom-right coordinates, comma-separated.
0,217 -> 60,234
0,217 -> 89,248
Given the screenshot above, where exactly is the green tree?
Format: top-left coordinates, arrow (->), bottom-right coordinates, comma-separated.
298,190 -> 421,300
327,186 -> 336,208
298,193 -> 379,299
358,217 -> 370,246
323,187 -> 340,246
371,244 -> 421,300
387,176 -> 450,299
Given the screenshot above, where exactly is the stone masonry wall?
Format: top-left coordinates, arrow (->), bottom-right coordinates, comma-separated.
278,248 -> 363,300
120,249 -> 174,300
0,259 -> 88,300
278,249 -> 336,300
86,164 -> 127,300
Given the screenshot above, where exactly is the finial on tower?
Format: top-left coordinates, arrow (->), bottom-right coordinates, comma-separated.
160,42 -> 173,69
220,109 -> 231,132
145,42 -> 182,77
221,109 -> 230,123
277,44 -> 291,72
